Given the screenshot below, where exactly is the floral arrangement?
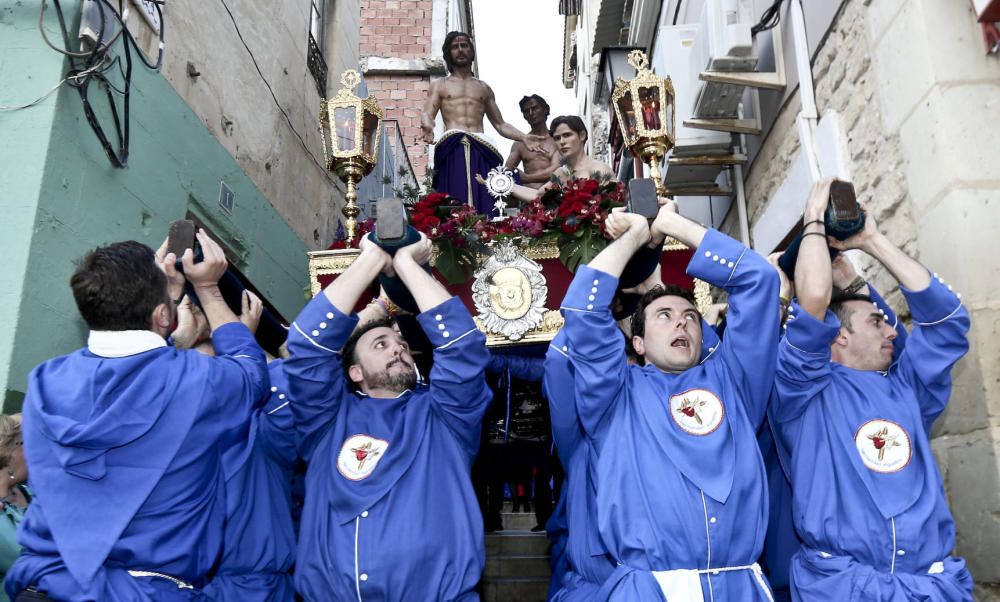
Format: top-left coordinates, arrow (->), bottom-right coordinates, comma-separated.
327,177 -> 626,284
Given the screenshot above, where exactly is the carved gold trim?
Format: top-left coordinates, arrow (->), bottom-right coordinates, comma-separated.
693,278 -> 713,315
307,249 -> 362,296
476,310 -> 565,348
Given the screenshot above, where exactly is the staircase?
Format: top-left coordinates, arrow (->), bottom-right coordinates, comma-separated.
481,507 -> 551,601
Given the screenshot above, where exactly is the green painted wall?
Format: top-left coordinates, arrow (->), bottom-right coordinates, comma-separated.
0,1 -> 310,411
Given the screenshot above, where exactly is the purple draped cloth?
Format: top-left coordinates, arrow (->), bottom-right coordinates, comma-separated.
432,130 -> 511,216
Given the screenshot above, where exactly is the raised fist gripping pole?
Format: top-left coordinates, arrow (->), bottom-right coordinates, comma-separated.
369,197 -> 432,314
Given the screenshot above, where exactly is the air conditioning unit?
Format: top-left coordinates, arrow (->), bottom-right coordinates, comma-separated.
690,0 -> 758,119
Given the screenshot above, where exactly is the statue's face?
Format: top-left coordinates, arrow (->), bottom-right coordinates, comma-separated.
521,99 -> 547,127
448,36 -> 474,68
552,123 -> 585,160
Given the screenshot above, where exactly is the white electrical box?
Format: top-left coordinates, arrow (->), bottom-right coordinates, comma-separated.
654,26 -> 731,156
690,0 -> 758,119
692,0 -> 756,72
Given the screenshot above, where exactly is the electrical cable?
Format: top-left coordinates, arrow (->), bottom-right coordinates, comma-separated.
751,0 -> 786,37
672,0 -> 683,26
218,0 -> 337,183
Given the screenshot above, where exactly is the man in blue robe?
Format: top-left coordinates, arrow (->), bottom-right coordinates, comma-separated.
773,179 -> 974,600
546,280 -> 724,601
201,359 -> 297,601
6,233 -> 268,601
284,232 -> 492,601
557,201 -> 780,600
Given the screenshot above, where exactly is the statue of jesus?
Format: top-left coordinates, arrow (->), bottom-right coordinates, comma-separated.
421,31 -> 547,215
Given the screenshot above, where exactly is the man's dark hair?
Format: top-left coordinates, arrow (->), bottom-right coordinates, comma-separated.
70,241 -> 169,331
549,115 -> 588,143
630,285 -> 699,340
830,292 -> 874,334
519,94 -> 550,118
442,31 -> 475,73
341,317 -> 397,381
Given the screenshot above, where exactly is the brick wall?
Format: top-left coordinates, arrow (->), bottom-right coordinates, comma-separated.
360,0 -> 436,182
362,75 -> 432,182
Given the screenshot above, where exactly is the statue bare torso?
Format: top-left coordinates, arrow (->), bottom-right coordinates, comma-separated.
434,75 -> 491,133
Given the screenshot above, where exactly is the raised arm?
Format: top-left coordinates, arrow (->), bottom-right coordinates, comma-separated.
795,178 -> 836,320
285,240 -> 390,458
421,297 -> 492,458
830,217 -> 967,428
391,234 -> 449,310
544,330 -> 582,469
421,81 -> 442,144
893,276 -> 969,429
560,212 -> 649,437
483,84 -> 546,153
177,231 -> 269,424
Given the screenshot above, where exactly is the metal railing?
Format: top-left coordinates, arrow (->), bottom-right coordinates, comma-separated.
356,119 -> 419,219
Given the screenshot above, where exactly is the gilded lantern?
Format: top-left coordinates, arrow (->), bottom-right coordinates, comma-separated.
610,50 -> 676,194
319,70 -> 384,244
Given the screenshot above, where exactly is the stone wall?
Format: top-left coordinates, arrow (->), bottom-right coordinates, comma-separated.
738,0 -> 1000,587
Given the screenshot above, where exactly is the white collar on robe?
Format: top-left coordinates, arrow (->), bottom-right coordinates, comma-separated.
87,330 -> 168,358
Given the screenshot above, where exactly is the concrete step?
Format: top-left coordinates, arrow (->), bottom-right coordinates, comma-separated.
485,530 -> 550,556
480,576 -> 550,602
484,553 -> 550,578
501,511 -> 539,531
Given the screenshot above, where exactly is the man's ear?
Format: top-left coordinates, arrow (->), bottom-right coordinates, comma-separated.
348,364 -> 364,384
833,328 -> 851,348
632,335 -> 646,356
152,303 -> 173,334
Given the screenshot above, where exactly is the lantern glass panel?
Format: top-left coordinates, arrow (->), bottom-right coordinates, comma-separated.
617,91 -> 637,140
334,106 -> 357,152
363,109 -> 379,156
638,86 -> 662,131
666,101 -> 675,138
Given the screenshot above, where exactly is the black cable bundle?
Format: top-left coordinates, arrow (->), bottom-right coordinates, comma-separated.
39,0 -> 165,168
750,0 -> 786,37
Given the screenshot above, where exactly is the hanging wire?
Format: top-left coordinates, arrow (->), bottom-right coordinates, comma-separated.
21,0 -> 166,166
751,0 -> 787,37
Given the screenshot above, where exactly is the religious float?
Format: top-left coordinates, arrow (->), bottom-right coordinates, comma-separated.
308,54 -> 709,349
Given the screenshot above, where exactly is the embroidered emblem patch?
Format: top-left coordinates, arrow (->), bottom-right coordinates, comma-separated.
668,388 -> 725,436
337,434 -> 389,481
854,419 -> 912,473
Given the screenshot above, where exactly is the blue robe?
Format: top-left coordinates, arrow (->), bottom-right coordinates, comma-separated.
773,275 -> 974,601
543,330 -> 615,602
560,229 -> 780,600
284,295 -> 492,601
201,360 -> 298,601
6,324 -> 268,601
546,300 -> 724,601
761,284 -> 908,601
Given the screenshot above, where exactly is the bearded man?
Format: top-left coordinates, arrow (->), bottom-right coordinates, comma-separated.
284,232 -> 492,601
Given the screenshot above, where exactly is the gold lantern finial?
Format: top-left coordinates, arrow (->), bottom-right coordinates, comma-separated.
627,49 -> 649,72
319,69 -> 384,245
611,50 -> 675,196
